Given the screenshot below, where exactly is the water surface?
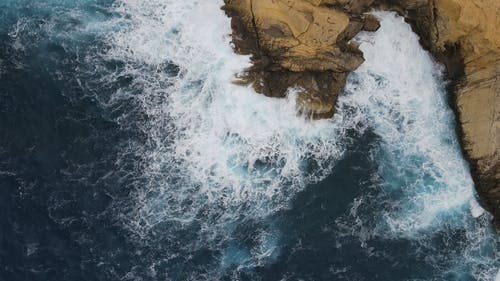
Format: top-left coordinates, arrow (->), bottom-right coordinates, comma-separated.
0,1 -> 498,280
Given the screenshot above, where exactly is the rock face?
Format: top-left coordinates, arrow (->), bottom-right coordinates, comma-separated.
222,0 -> 378,117
438,0 -> 499,228
223,0 -> 500,227
436,0 -> 499,227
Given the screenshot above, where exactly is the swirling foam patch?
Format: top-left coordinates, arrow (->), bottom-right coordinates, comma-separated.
100,0 -> 360,269
95,0 -> 498,278
337,12 -> 498,279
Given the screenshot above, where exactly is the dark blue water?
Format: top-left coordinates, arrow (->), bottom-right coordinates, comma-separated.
0,1 -> 498,281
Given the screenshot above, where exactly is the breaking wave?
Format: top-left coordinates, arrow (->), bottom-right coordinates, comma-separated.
103,0 -> 358,236
94,1 -> 498,278
1,0 -> 497,279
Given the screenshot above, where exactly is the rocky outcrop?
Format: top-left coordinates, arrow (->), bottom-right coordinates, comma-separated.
222,0 -> 379,117
223,0 -> 500,227
436,0 -> 499,228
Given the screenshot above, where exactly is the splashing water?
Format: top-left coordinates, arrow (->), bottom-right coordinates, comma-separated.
334,12 -> 499,279
99,1 -> 498,278
106,0 -> 357,233
0,0 -> 498,280
347,12 -> 475,235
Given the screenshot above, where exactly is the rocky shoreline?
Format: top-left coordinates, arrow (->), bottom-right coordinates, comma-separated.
222,0 -> 499,229
400,0 -> 499,229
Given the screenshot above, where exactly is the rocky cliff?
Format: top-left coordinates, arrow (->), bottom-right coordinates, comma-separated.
223,0 -> 500,227
222,0 -> 379,117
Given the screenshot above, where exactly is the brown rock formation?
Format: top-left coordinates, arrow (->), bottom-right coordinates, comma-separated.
436,0 -> 499,228
223,0 -> 500,228
222,0 -> 378,117
445,1 -> 499,228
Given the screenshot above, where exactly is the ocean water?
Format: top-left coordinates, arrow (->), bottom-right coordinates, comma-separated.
0,1 -> 498,280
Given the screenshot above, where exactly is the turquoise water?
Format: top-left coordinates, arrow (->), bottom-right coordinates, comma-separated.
0,1 -> 498,280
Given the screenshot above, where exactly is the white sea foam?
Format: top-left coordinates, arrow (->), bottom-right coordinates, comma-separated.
470,198 -> 486,218
338,12 -> 498,280
97,1 -> 497,278
105,0 -> 357,227
344,12 -> 475,235
101,0 -> 360,272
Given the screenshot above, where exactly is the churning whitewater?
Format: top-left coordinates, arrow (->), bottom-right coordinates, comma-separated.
104,1 -> 497,278
0,0 -> 498,280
